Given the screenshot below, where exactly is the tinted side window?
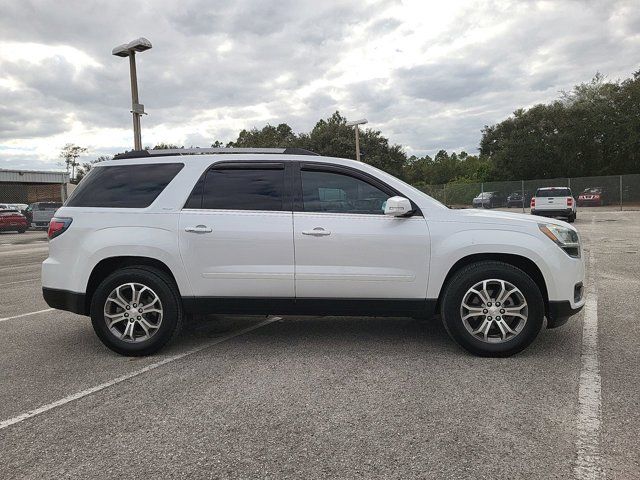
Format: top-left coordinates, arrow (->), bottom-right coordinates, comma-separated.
66,163 -> 184,208
200,168 -> 285,211
301,170 -> 390,214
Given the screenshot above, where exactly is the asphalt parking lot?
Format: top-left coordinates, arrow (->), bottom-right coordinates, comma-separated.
1,211 -> 638,479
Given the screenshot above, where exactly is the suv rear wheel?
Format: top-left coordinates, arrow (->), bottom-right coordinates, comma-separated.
440,261 -> 544,357
90,266 -> 183,356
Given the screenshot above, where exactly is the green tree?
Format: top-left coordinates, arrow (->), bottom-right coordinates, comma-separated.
228,123 -> 298,148
151,143 -> 181,149
59,144 -> 88,182
75,155 -> 110,182
480,72 -> 640,180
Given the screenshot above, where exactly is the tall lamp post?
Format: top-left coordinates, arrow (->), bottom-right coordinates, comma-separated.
346,118 -> 368,162
112,37 -> 152,151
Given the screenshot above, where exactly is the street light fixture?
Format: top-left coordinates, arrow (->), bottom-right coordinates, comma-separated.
112,37 -> 152,150
346,118 -> 368,162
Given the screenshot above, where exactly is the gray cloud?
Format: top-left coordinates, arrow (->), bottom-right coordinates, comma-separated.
1,0 -> 639,168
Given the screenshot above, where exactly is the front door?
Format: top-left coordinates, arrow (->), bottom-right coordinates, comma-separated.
179,162 -> 294,298
293,165 -> 430,300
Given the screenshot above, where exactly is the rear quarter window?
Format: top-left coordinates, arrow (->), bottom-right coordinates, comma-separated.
66,163 -> 184,208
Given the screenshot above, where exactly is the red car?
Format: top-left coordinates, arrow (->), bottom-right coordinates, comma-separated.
577,187 -> 607,207
0,208 -> 28,233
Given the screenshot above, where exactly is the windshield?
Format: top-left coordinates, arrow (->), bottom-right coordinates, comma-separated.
536,188 -> 571,197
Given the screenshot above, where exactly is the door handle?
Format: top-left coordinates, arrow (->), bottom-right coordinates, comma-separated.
302,227 -> 331,236
185,225 -> 212,233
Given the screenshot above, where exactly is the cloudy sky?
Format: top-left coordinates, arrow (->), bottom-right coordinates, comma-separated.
1,0 -> 639,170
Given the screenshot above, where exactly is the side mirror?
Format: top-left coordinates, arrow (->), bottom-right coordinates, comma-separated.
384,196 -> 412,217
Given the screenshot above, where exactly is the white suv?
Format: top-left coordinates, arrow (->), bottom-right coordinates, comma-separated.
42,148 -> 585,357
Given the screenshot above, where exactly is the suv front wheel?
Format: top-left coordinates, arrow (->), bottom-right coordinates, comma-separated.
90,266 -> 183,356
440,261 -> 544,357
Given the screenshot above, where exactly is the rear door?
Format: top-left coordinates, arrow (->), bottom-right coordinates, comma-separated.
292,163 -> 430,300
179,162 -> 295,298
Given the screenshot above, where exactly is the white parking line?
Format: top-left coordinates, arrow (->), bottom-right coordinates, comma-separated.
574,250 -> 603,480
0,308 -> 55,323
0,246 -> 49,256
0,316 -> 281,430
0,262 -> 42,271
0,278 -> 39,288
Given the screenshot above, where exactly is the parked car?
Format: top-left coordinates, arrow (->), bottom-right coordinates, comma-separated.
506,191 -> 532,208
531,187 -> 576,223
472,191 -> 506,209
42,148 -> 585,358
12,203 -> 29,214
0,208 -> 28,233
577,187 -> 607,207
25,202 -> 62,228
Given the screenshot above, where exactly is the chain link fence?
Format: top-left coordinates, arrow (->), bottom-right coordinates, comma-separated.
1,170 -> 639,212
419,174 -> 640,211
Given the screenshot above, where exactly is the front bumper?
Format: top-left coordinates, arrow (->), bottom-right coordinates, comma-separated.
0,222 -> 27,231
577,200 -> 601,207
547,300 -> 584,328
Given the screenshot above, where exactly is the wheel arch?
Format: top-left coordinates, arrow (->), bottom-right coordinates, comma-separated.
84,256 -> 180,315
435,253 -> 549,315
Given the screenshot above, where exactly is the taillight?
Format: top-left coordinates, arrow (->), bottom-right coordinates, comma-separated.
530,198 -> 535,207
567,197 -> 573,206
48,217 -> 72,240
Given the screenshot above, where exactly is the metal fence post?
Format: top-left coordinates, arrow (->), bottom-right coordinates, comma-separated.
620,175 -> 623,211
521,180 -> 525,213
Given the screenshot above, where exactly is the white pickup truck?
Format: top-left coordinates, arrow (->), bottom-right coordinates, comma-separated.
530,187 -> 576,222
27,202 -> 62,229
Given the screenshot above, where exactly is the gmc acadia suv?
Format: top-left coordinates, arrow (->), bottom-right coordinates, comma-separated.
42,148 -> 585,357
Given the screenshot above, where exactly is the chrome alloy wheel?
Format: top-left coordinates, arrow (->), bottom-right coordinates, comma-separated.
104,283 -> 163,343
460,279 -> 528,343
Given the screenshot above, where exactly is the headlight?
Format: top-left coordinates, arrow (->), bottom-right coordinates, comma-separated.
539,224 -> 580,258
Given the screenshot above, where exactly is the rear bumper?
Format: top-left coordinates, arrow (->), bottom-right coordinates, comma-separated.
531,208 -> 573,217
546,300 -> 583,328
42,287 -> 86,315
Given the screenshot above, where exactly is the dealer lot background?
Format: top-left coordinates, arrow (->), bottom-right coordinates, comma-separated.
0,209 -> 638,479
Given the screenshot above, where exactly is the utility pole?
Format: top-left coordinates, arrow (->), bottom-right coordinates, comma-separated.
346,119 -> 368,162
112,38 -> 152,151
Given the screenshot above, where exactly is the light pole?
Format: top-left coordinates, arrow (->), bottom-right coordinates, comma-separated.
112,37 -> 152,151
346,118 -> 368,162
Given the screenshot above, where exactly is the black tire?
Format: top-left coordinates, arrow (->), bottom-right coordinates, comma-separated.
90,266 -> 183,356
567,213 -> 575,223
18,229 -> 26,234
440,261 -> 544,357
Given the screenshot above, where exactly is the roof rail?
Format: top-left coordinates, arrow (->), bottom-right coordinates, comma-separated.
113,147 -> 319,159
